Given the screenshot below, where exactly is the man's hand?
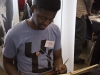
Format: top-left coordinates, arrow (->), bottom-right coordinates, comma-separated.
55,64 -> 67,74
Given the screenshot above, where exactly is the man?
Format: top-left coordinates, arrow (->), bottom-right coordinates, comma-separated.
2,0 -> 67,75
74,0 -> 94,64
18,0 -> 25,21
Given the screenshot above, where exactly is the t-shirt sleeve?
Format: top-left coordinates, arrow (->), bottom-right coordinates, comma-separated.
2,33 -> 17,58
54,26 -> 61,50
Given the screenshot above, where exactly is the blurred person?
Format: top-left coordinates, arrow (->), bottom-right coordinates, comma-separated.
22,0 -> 32,20
18,0 -> 25,21
74,0 -> 94,64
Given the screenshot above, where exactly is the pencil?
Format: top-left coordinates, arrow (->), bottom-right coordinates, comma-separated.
64,58 -> 69,65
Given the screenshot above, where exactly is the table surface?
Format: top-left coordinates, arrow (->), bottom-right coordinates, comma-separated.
89,15 -> 100,22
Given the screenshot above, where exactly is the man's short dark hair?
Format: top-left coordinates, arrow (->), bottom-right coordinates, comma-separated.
33,0 -> 61,11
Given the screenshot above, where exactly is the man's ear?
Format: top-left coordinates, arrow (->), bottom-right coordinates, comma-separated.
30,5 -> 35,13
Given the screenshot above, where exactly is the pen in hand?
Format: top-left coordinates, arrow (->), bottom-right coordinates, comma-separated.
57,58 -> 69,74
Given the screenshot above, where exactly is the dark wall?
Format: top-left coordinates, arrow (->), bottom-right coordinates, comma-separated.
92,0 -> 100,11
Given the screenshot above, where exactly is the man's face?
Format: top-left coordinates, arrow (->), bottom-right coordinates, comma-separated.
32,8 -> 57,30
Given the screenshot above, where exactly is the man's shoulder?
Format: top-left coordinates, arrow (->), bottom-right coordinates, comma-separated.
46,23 -> 61,35
48,23 -> 60,30
7,20 -> 26,36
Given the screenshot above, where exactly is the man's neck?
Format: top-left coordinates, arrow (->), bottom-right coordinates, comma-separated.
27,17 -> 39,30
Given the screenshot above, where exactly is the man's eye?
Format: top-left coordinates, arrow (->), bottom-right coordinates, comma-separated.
40,17 -> 46,20
50,19 -> 53,22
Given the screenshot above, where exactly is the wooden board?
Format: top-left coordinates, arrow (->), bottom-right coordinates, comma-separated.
59,64 -> 98,75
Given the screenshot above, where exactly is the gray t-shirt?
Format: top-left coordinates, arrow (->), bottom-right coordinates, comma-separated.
2,20 -> 61,75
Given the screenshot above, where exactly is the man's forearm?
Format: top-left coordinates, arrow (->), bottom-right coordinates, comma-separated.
4,63 -> 20,75
85,0 -> 94,7
54,57 -> 63,68
85,0 -> 94,13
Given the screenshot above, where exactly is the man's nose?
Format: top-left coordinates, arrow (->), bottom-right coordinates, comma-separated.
44,20 -> 50,26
